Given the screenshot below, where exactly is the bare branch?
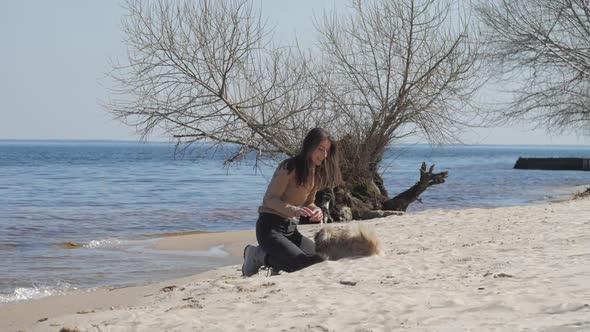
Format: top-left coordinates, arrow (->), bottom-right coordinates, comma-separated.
477,0 -> 590,134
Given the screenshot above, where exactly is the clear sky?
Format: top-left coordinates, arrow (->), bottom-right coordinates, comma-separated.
0,0 -> 587,145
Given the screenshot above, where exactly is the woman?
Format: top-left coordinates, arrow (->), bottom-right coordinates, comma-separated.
242,128 -> 341,276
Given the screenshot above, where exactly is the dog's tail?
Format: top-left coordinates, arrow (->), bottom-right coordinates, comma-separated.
356,225 -> 382,256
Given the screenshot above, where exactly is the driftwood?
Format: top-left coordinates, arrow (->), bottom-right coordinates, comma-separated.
381,162 -> 448,212
573,188 -> 590,200
316,162 -> 448,222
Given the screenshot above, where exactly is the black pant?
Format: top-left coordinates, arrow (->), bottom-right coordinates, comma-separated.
256,212 -> 324,273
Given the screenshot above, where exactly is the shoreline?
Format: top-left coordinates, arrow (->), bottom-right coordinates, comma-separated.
150,228 -> 257,258
2,198 -> 590,331
0,224 -> 326,331
0,186 -> 584,300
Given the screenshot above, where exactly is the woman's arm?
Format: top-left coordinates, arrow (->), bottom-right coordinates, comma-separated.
303,187 -> 323,222
262,167 -> 300,218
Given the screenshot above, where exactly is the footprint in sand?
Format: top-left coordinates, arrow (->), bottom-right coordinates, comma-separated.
542,303 -> 590,315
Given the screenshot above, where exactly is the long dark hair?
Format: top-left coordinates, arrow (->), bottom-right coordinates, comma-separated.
281,128 -> 342,189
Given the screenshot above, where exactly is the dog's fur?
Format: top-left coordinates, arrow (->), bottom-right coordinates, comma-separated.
314,225 -> 382,260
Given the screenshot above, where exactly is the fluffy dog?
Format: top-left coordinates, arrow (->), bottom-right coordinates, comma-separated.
314,225 -> 382,260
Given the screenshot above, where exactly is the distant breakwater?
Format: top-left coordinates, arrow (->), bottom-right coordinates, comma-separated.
514,157 -> 590,171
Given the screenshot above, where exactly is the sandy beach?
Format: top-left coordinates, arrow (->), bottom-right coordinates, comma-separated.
2,197 -> 590,332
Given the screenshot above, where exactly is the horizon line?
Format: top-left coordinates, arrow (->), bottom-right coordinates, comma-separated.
0,138 -> 589,148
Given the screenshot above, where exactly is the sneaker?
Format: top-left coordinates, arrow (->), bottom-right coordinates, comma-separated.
242,245 -> 266,277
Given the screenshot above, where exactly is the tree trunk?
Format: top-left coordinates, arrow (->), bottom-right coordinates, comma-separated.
317,162 -> 448,221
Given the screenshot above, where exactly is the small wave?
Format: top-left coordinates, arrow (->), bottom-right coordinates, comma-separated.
56,238 -> 124,249
0,281 -> 77,304
83,238 -> 122,249
0,243 -> 19,249
203,245 -> 229,257
127,244 -> 230,258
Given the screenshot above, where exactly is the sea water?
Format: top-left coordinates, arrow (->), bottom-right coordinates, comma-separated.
1,140 -> 589,302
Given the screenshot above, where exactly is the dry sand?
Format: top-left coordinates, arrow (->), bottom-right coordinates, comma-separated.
2,198 -> 590,332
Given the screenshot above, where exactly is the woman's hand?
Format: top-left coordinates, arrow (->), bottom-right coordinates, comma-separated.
309,207 -> 323,223
295,207 -> 314,218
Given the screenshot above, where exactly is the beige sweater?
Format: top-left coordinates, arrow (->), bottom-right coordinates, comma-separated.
258,165 -> 318,219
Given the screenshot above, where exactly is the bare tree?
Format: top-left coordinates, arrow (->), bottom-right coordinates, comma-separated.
109,0 -> 483,219
110,0 -> 325,164
313,0 -> 482,217
477,0 -> 590,133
